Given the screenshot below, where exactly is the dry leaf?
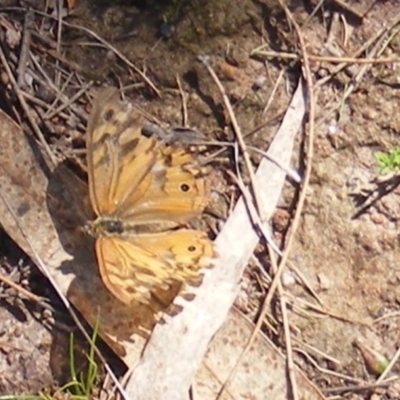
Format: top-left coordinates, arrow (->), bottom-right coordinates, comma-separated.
0,108 -> 153,362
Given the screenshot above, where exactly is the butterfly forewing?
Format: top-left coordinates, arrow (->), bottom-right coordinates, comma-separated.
115,147 -> 208,226
87,88 -> 157,217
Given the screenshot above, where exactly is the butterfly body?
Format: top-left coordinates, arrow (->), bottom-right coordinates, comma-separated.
85,88 -> 214,306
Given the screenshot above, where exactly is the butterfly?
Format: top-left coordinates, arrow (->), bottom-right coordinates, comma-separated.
85,88 -> 214,307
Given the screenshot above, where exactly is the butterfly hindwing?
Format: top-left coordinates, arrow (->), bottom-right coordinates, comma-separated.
96,230 -> 214,305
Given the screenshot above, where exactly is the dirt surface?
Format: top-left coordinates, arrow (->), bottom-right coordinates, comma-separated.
1,0 -> 400,398
0,304 -> 53,393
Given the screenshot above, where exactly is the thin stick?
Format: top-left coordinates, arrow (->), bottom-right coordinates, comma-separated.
65,22 -> 160,97
192,138 -> 301,182
314,13 -> 400,128
22,90 -> 85,129
0,271 -> 50,308
45,81 -> 93,120
44,71 -> 75,117
286,293 -> 370,326
27,55 -> 88,121
323,380 -> 394,396
316,12 -> 400,88
176,74 -> 188,127
262,69 -> 284,116
4,7 -> 161,97
287,260 -> 324,306
376,345 -> 400,382
17,8 -> 33,88
332,0 -> 365,20
252,50 -> 400,65
54,0 -> 63,89
292,336 -> 341,365
302,0 -> 325,28
270,245 -> 299,400
295,348 -> 364,382
272,3 -> 316,398
0,43 -> 57,166
198,56 -> 266,223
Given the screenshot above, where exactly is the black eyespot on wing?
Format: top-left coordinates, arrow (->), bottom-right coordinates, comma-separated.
187,245 -> 196,252
180,183 -> 190,192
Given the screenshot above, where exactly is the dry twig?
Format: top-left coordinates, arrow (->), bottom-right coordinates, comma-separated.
0,43 -> 58,166
16,8 -> 33,88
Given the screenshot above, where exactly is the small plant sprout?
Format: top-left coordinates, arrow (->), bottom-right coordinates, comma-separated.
374,147 -> 400,174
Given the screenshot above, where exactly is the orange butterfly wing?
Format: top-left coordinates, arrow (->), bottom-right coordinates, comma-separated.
86,88 -> 214,305
86,88 -> 157,218
96,230 -> 214,305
